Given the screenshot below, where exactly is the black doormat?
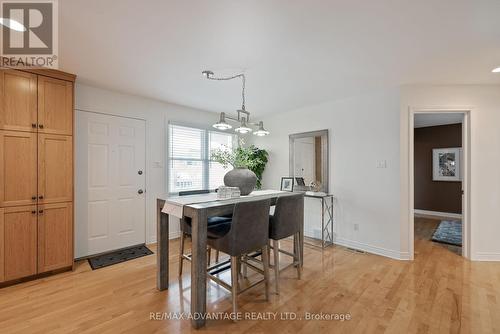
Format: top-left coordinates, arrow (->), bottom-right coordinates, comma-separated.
88,245 -> 154,270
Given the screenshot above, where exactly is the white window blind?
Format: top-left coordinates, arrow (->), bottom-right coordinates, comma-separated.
168,124 -> 235,193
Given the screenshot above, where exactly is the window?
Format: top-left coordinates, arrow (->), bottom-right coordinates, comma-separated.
168,124 -> 235,193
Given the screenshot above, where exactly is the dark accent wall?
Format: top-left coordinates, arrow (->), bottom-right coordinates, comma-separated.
414,123 -> 462,214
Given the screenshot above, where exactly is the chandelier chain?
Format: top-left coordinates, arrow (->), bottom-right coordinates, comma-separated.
205,72 -> 246,111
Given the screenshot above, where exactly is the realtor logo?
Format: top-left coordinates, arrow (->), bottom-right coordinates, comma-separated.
0,0 -> 58,68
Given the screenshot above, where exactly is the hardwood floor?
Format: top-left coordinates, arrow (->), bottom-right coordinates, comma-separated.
1,228 -> 499,333
415,216 -> 462,256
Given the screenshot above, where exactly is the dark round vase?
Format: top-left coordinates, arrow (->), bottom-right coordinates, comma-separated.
223,167 -> 257,196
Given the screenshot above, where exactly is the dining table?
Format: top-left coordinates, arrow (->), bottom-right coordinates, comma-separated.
156,189 -> 304,329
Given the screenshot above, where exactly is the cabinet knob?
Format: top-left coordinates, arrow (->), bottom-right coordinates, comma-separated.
32,196 -> 37,200
32,123 -> 37,128
138,189 -> 144,194
38,210 -> 44,214
31,210 -> 36,214
39,195 -> 44,200
38,124 -> 44,129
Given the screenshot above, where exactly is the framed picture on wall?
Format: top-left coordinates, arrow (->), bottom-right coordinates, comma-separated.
280,177 -> 294,192
432,147 -> 461,181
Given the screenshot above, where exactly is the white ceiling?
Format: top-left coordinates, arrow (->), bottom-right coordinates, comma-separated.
414,113 -> 464,128
59,0 -> 500,115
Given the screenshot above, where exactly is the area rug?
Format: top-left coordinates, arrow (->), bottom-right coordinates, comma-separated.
431,220 -> 462,246
88,245 -> 153,270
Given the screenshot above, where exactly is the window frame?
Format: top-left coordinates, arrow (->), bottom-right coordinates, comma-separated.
167,121 -> 237,195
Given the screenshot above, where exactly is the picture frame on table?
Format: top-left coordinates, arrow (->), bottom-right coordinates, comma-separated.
280,177 -> 294,192
295,177 -> 306,186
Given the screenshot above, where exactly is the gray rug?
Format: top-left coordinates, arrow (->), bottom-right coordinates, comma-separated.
431,220 -> 462,247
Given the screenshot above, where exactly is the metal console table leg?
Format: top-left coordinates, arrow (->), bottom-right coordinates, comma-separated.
303,194 -> 335,249
321,195 -> 335,248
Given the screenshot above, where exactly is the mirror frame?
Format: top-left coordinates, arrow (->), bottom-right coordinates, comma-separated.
289,129 -> 329,193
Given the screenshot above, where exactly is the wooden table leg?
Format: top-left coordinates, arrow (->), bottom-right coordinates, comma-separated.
157,199 -> 169,290
190,208 -> 208,328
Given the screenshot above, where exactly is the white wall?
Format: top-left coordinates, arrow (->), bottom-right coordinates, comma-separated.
254,88 -> 404,259
400,85 -> 500,261
75,83 -> 219,245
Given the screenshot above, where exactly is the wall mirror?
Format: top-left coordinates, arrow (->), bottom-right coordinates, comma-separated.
289,130 -> 329,193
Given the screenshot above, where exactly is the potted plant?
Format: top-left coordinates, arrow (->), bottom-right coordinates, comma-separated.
211,143 -> 268,195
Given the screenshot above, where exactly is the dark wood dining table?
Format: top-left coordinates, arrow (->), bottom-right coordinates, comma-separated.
156,190 -> 304,329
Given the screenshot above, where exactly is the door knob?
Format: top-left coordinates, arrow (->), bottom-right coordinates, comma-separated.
138,189 -> 144,194
138,170 -> 143,175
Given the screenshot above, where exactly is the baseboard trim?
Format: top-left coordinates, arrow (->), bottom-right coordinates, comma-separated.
335,237 -> 407,260
472,252 -> 500,261
0,266 -> 73,288
399,252 -> 411,260
169,230 -> 181,240
414,209 -> 462,220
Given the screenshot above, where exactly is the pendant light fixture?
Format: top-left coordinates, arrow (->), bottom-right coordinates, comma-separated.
212,112 -> 232,130
202,70 -> 269,136
235,117 -> 252,134
253,121 -> 270,136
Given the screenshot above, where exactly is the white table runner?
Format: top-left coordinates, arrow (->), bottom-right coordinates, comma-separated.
161,189 -> 285,218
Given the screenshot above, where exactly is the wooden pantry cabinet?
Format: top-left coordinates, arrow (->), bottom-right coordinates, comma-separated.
0,68 -> 75,285
0,70 -> 37,133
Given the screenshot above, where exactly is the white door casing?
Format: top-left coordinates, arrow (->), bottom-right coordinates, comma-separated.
408,108 -> 471,260
75,111 -> 146,258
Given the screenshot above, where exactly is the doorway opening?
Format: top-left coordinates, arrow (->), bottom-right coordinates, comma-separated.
409,109 -> 471,259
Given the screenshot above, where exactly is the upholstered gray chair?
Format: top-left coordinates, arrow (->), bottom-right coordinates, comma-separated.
269,194 -> 304,294
207,199 -> 271,316
178,190 -> 232,276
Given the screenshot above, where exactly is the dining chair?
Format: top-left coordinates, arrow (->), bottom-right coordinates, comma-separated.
178,190 -> 232,276
206,199 -> 271,317
268,194 -> 303,294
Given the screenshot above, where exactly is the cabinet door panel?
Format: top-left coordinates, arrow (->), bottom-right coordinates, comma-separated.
38,202 -> 73,272
38,134 -> 72,204
0,131 -> 38,207
0,208 -> 3,282
2,206 -> 37,281
38,76 -> 73,135
0,70 -> 37,132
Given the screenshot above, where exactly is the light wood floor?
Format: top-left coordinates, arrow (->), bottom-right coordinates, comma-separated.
415,217 -> 462,256
1,220 -> 500,334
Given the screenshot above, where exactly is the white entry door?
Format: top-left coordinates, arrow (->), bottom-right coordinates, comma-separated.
75,111 -> 146,258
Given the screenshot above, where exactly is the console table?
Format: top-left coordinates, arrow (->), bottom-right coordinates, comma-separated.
302,192 -> 335,248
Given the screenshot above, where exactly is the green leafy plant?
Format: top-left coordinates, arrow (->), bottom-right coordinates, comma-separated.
247,145 -> 268,189
211,143 -> 269,189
